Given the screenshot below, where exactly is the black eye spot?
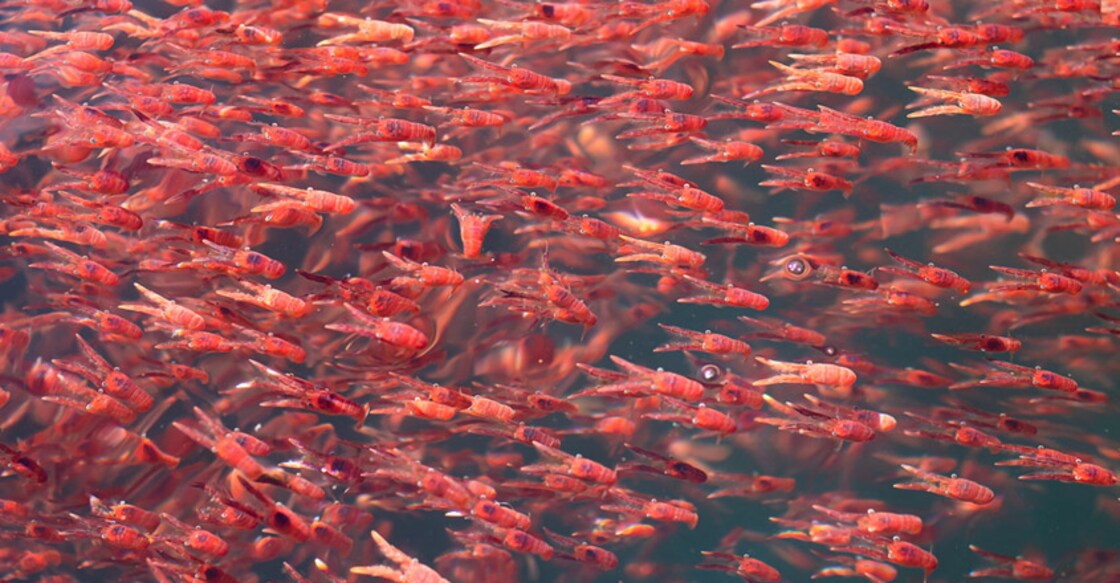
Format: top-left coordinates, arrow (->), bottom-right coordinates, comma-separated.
184,8 -> 206,23
477,501 -> 496,516
787,258 -> 808,276
270,511 -> 291,528
239,156 -> 266,175
820,345 -> 837,356
980,337 -> 1003,351
541,4 -> 555,17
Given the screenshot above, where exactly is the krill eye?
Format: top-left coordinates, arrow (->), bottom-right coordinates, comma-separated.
699,363 -> 723,382
240,156 -> 265,174
270,511 -> 290,528
786,258 -> 811,278
820,345 -> 837,356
